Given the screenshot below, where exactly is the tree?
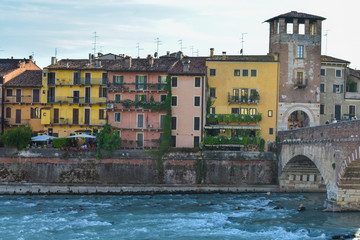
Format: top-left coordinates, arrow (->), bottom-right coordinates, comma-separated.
0,127 -> 32,150
96,124 -> 121,158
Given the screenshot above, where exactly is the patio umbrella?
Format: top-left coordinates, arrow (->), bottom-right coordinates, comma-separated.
31,134 -> 58,141
66,134 -> 96,139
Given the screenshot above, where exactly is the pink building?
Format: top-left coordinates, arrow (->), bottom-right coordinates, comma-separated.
107,55 -> 178,149
168,56 -> 207,148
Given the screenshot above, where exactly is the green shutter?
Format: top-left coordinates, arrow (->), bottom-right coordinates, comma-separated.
135,76 -> 139,89
120,76 -> 123,84
144,76 -> 147,90
341,85 -> 343,93
333,85 -> 336,93
113,75 -> 116,84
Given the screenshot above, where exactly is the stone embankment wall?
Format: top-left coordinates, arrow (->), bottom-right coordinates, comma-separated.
0,148 -> 277,190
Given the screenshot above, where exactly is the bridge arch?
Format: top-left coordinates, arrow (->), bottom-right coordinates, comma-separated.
281,105 -> 316,130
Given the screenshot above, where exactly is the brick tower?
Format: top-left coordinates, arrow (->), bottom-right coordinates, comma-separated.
266,11 -> 326,130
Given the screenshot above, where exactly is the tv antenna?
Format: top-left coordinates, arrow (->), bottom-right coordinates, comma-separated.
324,29 -> 330,55
189,45 -> 194,56
136,43 -> 144,58
178,40 -> 186,52
154,37 -> 162,58
194,49 -> 199,57
240,33 -> 248,55
55,48 -> 57,58
92,32 -> 99,55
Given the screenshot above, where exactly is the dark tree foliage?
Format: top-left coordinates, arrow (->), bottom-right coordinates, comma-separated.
96,124 -> 121,159
0,127 -> 32,150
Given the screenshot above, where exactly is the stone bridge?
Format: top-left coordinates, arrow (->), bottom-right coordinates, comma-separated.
278,120 -> 360,211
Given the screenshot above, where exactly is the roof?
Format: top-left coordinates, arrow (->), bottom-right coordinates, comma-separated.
0,58 -> 31,76
3,70 -> 42,87
265,11 -> 326,23
206,55 -> 277,62
321,55 -> 350,64
349,68 -> 360,79
168,57 -> 207,75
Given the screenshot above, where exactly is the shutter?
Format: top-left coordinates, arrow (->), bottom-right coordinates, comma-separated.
333,85 -> 336,93
135,76 -> 139,89
144,76 -> 147,90
120,76 -> 123,84
158,76 -> 161,90
135,95 -> 139,102
113,75 -> 116,84
99,86 -> 102,97
143,95 -> 146,101
341,85 -> 343,93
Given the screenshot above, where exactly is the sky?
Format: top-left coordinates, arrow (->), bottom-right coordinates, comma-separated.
0,0 -> 359,69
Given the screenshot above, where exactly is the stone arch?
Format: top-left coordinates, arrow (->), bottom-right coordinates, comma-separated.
284,106 -> 314,130
280,154 -> 326,192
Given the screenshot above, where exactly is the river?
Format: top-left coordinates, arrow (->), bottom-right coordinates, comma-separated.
0,193 -> 359,240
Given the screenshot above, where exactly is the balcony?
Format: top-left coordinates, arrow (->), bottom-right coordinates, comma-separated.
113,99 -> 167,111
227,92 -> 259,104
4,96 -> 41,105
203,136 -> 263,151
5,118 -> 30,126
47,78 -> 108,86
206,113 -> 262,126
47,117 -> 106,127
47,96 -> 107,105
112,121 -> 164,132
108,82 -> 168,92
345,92 -> 360,100
294,78 -> 307,89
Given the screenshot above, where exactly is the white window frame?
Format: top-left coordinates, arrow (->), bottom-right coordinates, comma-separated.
194,96 -> 201,107
114,112 -> 121,122
194,77 -> 201,88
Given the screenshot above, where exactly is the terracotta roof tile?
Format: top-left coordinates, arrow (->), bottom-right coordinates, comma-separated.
4,70 -> 42,87
265,11 -> 326,23
168,57 -> 207,75
206,55 -> 277,62
321,55 -> 350,64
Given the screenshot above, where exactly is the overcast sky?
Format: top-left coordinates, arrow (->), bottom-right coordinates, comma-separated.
1,0 -> 359,69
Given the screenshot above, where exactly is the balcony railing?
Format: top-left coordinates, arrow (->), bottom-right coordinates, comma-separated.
108,82 -> 168,91
47,96 -> 107,104
5,118 -> 30,126
48,78 -> 108,86
48,117 -> 106,126
206,113 -> 262,125
4,96 -> 41,104
294,78 -> 307,88
227,93 -> 259,104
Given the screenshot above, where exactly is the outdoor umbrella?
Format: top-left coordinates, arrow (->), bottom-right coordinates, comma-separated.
31,134 -> 58,141
66,134 -> 96,139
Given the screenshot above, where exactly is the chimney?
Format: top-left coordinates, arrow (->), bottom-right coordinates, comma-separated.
98,52 -> 103,57
166,51 -> 170,56
210,48 -> 214,57
176,51 -> 183,60
51,57 -> 57,65
11,56 -> 13,59
89,53 -> 92,64
183,59 -> 191,72
29,55 -> 33,62
147,54 -> 154,66
125,56 -> 132,68
222,51 -> 226,60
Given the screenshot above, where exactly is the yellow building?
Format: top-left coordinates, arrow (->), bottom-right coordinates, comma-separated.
41,57 -> 108,137
3,70 -> 44,134
205,51 -> 279,151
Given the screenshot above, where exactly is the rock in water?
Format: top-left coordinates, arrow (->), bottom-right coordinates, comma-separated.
298,204 -> 306,212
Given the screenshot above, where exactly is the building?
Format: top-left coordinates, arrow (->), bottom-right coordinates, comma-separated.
106,55 -> 178,149
266,11 -> 325,130
40,56 -> 108,137
3,70 -> 43,134
168,55 -> 207,148
0,56 -> 40,133
205,49 -> 279,151
320,56 -> 350,123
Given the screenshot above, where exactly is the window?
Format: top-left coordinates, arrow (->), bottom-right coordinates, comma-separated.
48,72 -> 55,84
194,117 -> 200,131
251,69 -> 257,77
99,109 -> 105,120
268,110 -> 273,117
296,72 -> 304,84
136,76 -> 147,90
210,107 -> 215,114
336,70 -> 342,77
158,76 -> 167,90
241,88 -> 248,102
194,136 -> 200,148
349,105 -> 356,115
171,136 -> 176,147
160,94 -> 167,103
137,114 -> 144,128
135,94 -> 146,102
321,69 -> 325,76
249,108 -> 257,115
73,72 -> 81,84
171,77 -> 178,87
85,72 -> 91,84
333,84 -> 343,93
102,72 -> 108,84
6,107 -> 11,118
115,94 -> 121,103
194,77 -> 201,87
6,89 -> 12,97
297,45 -> 304,58
160,115 -> 166,129
269,128 -> 274,135
231,108 -> 239,114
115,113 -> 121,122
171,117 -> 177,130
209,69 -> 216,76
31,107 -> 40,119
194,96 -> 200,107
320,84 -> 325,93
242,69 -> 248,77
286,23 -> 293,34
99,86 -> 108,98
137,133 -> 143,148
240,108 -> 248,115
113,75 -> 123,85
234,69 -> 241,76
320,104 -> 324,115
73,90 -> 80,103
171,96 -> 177,106
210,88 -> 216,98
33,89 -> 40,103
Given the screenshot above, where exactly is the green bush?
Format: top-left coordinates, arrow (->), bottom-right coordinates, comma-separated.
53,138 -> 68,148
0,127 -> 32,150
96,124 -> 121,158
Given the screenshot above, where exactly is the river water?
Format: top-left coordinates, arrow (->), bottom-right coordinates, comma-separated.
0,193 -> 359,240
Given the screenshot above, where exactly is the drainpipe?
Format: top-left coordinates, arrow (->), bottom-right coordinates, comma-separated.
1,85 -> 4,134
201,75 -> 204,142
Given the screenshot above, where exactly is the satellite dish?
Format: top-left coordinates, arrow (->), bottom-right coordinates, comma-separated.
154,52 -> 158,58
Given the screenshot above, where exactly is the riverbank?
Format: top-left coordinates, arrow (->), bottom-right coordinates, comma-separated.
0,182 -> 282,195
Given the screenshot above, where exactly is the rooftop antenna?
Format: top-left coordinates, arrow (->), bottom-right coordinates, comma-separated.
92,32 -> 99,56
189,45 -> 194,56
240,33 -> 248,55
194,49 -> 199,57
154,37 -> 162,58
178,40 -> 186,52
136,42 -> 144,58
99,46 -> 104,53
55,48 -> 57,58
324,29 -> 330,55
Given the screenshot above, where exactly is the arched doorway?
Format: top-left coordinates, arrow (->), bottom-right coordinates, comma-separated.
288,110 -> 310,129
280,155 -> 326,192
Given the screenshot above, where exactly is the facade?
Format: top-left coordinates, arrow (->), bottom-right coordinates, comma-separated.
41,56 -> 108,137
266,11 -> 325,130
106,55 -> 178,149
168,56 -> 207,148
0,56 -> 40,133
3,70 -> 43,134
344,68 -> 360,119
205,50 -> 279,150
320,56 -> 350,123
